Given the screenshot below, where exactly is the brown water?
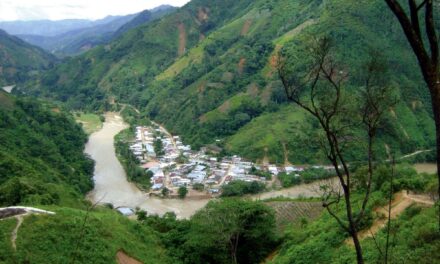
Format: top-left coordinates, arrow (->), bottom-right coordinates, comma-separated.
413,163 -> 437,174
86,113 -> 327,218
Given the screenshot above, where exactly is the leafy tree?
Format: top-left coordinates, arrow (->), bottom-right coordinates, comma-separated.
154,138 -> 165,157
178,186 -> 188,199
182,199 -> 278,264
278,37 -> 395,264
162,187 -> 170,197
221,180 -> 265,197
192,183 -> 204,191
384,0 -> 440,229
278,172 -> 302,188
136,210 -> 148,221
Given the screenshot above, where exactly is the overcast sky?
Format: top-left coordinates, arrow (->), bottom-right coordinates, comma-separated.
0,0 -> 190,21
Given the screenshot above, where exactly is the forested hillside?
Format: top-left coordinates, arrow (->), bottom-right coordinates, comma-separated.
23,0 -> 438,163
0,30 -> 55,87
0,91 -> 93,206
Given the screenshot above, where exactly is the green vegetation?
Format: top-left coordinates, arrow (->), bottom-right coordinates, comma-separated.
0,95 -> 167,263
221,180 -> 266,197
74,112 -> 103,134
279,168 -> 335,188
0,30 -> 55,87
178,186 -> 188,199
138,199 -> 278,264
1,1 -> 439,263
154,138 -> 165,157
25,0 -> 256,110
114,128 -> 152,190
266,201 -> 323,232
192,183 -> 205,191
278,173 -> 301,188
271,167 -> 439,264
0,93 -> 94,207
250,166 -> 272,180
161,187 -> 170,197
0,218 -> 16,262
0,207 -> 169,264
20,7 -> 175,58
23,0 -> 435,164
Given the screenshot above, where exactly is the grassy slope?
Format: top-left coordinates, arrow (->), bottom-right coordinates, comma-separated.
25,0 -> 437,163
145,0 -> 320,147
28,0 -> 255,109
271,204 -> 439,264
0,207 -> 169,264
226,105 -> 314,163
75,113 -> 103,135
0,218 -> 16,263
147,0 -> 434,163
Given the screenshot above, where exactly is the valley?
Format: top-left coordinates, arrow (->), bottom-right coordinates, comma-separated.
85,112 -> 329,218
0,0 -> 438,263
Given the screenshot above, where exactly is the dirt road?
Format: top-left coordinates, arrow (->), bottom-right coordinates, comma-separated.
346,191 -> 434,245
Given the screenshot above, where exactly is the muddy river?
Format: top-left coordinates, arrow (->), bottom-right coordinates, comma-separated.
86,113 -> 327,218
413,163 -> 437,174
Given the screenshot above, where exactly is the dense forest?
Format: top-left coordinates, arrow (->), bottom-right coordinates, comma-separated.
0,91 -> 94,206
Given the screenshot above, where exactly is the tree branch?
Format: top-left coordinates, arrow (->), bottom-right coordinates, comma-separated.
409,0 -> 423,39
425,0 -> 439,66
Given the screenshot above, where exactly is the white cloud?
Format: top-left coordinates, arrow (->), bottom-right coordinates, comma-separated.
0,0 -> 190,21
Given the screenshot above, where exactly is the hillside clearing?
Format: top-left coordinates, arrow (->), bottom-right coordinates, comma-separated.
178,23 -> 186,56
75,113 -> 103,134
266,201 -> 323,231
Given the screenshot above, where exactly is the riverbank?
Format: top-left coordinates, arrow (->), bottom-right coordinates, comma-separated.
85,112 -> 331,218
86,113 -> 210,218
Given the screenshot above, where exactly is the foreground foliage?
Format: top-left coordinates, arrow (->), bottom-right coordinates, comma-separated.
138,199 -> 279,264
0,207 -> 169,264
271,166 -> 439,264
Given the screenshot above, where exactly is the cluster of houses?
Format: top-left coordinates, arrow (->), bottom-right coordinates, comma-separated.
128,124 -> 332,195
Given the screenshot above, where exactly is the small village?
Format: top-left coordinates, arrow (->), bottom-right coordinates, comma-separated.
129,124 -> 332,198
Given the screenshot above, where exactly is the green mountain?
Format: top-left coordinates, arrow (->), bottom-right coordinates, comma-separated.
24,0 -> 436,163
113,6 -> 177,38
16,6 -> 176,57
0,17 -> 128,36
0,30 -> 55,87
16,15 -> 137,57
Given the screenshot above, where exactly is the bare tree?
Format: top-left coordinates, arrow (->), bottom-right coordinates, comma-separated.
383,0 -> 439,227
278,37 -> 394,264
